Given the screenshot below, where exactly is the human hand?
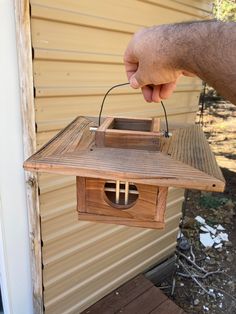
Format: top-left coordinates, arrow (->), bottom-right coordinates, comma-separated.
124,26 -> 195,102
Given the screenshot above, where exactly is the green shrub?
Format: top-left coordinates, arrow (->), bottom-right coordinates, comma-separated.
213,0 -> 236,21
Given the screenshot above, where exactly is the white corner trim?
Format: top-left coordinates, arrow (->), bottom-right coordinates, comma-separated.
0,197 -> 12,314
0,0 -> 33,313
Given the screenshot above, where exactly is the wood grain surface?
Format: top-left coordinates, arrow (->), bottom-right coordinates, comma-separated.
76,178 -> 167,228
24,116 -> 225,192
95,117 -> 161,150
82,274 -> 185,314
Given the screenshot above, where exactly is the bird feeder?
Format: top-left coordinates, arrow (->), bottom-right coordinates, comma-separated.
24,116 -> 225,229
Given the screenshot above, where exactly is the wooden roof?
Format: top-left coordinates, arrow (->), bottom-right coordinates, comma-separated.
24,116 -> 225,192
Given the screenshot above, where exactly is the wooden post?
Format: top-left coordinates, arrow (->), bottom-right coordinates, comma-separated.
124,181 -> 129,205
116,180 -> 120,204
14,1 -> 43,313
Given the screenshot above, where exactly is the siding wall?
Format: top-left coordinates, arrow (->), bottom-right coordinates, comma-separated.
29,1 -> 211,313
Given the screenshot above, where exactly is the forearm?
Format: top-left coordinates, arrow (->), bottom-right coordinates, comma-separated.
124,21 -> 236,103
166,21 -> 236,103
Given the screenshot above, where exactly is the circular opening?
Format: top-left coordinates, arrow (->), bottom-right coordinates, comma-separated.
104,181 -> 139,209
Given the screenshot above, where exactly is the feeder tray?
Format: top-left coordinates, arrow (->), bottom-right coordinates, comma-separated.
24,116 -> 225,229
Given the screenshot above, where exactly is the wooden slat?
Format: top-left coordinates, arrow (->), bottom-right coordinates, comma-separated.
81,275 -> 154,314
120,286 -> 167,314
155,187 -> 168,221
82,274 -> 185,314
76,177 -> 86,213
100,124 -> 161,151
78,213 -> 164,229
24,116 -> 225,192
167,125 -> 225,182
151,117 -> 161,132
25,145 -> 223,189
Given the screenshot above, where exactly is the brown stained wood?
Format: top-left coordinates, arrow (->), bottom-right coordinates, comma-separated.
78,213 -> 165,229
14,1 -> 43,313
82,274 -> 185,314
85,179 -> 158,220
82,275 -> 154,314
96,117 -> 161,150
111,117 -> 153,131
24,116 -> 225,192
120,286 -> 167,314
95,117 -> 114,147
77,178 -> 165,228
25,148 -> 225,192
76,177 -> 86,213
104,129 -> 161,150
151,117 -> 161,132
167,125 -> 225,182
34,116 -> 94,158
155,187 -> 168,222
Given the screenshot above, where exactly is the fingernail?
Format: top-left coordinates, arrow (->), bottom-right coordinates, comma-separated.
130,77 -> 139,89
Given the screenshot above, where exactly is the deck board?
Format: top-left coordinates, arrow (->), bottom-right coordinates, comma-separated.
82,275 -> 185,314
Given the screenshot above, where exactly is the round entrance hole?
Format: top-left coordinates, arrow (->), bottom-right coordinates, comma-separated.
104,181 -> 139,209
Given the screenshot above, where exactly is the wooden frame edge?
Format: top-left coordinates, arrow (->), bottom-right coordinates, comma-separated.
78,213 -> 165,229
13,1 -> 43,313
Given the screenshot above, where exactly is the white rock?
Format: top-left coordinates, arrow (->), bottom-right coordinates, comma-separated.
204,224 -> 217,235
195,216 -> 206,224
194,299 -> 200,306
200,233 -> 214,248
200,226 -> 209,232
216,224 -> 225,231
214,235 -> 222,244
177,231 -> 184,239
203,305 -> 209,311
219,232 -> 229,242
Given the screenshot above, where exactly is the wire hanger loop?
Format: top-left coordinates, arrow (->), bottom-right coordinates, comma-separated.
98,82 -> 169,137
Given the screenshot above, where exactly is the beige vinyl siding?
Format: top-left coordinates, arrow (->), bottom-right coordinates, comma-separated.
30,0 -> 211,313
41,186 -> 184,314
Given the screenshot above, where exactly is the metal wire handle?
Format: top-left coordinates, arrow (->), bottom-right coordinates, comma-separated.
98,82 -> 130,126
98,82 -> 169,137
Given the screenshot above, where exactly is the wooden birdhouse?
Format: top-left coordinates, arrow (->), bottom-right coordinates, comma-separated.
24,116 -> 225,229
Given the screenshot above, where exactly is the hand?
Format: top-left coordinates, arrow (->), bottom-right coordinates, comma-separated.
124,26 -> 195,102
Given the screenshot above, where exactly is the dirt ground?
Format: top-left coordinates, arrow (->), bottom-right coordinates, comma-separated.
160,100 -> 236,313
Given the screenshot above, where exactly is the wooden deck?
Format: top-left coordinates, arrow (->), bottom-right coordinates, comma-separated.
82,275 -> 185,314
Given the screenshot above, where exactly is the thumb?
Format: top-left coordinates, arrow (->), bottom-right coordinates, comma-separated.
129,70 -> 145,89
